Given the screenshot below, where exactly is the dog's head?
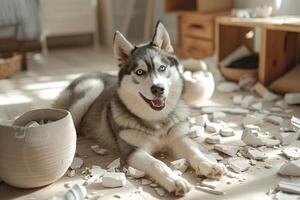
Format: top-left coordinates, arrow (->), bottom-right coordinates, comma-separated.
113,21 -> 184,121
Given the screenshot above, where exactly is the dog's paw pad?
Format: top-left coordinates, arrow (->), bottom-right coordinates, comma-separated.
171,177 -> 191,196
207,163 -> 227,180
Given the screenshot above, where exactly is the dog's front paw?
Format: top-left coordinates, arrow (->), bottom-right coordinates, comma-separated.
192,158 -> 227,180
171,177 -> 191,196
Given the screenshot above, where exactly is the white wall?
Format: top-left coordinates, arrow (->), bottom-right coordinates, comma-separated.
234,0 -> 300,15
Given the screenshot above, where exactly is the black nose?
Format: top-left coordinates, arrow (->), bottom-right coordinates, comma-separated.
151,84 -> 165,96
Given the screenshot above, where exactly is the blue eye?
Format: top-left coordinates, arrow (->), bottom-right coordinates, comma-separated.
159,65 -> 167,72
135,69 -> 145,76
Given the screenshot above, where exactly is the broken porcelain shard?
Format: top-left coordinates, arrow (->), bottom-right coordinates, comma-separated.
278,160 -> 300,177
102,172 -> 126,188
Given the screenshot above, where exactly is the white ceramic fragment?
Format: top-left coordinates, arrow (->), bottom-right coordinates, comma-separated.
90,165 -> 106,178
67,170 -> 75,178
243,114 -> 263,126
277,180 -> 300,195
241,95 -> 255,108
200,179 -> 220,189
241,128 -> 280,147
275,131 -> 300,146
251,102 -> 262,111
90,145 -> 109,156
220,45 -> 251,67
254,82 -> 278,101
201,107 -> 249,115
107,158 -> 121,169
227,158 -> 250,173
189,125 -> 204,138
206,122 -> 223,133
141,179 -> 152,185
214,144 -> 239,157
170,158 -> 188,173
213,112 -> 226,121
127,167 -> 145,178
274,191 -> 299,200
233,95 -> 243,105
216,81 -> 239,93
291,116 -> 300,130
154,187 -> 166,197
252,112 -> 267,120
246,147 -> 267,160
205,135 -> 222,144
278,160 -> 300,177
195,185 -> 225,195
265,115 -> 283,125
64,182 -> 71,188
284,93 -> 300,105
220,127 -> 235,137
25,121 -> 40,128
70,157 -> 83,170
48,184 -> 87,200
282,147 -> 300,160
195,114 -> 209,126
102,172 -> 126,188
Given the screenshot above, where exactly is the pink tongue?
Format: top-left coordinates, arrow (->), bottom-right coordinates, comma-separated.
152,98 -> 164,107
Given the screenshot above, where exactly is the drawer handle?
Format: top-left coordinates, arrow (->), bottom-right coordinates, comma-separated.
189,24 -> 204,30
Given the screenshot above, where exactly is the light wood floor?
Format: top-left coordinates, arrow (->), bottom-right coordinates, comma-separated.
0,47 -> 299,200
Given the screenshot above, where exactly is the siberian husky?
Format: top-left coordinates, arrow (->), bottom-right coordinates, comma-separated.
53,21 -> 226,196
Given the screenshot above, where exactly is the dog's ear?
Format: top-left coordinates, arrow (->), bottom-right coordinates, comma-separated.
113,31 -> 134,64
151,21 -> 174,53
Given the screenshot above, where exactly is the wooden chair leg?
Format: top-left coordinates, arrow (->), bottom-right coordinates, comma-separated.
17,40 -> 27,71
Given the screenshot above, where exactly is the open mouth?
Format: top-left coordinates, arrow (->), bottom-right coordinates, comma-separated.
139,93 -> 165,111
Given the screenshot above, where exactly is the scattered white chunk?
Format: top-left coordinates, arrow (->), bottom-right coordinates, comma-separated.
195,186 -> 225,195
265,115 -> 283,125
241,95 -> 255,108
70,157 -> 84,170
253,82 -> 278,101
291,116 -> 300,130
251,102 -> 263,111
25,121 -> 40,128
282,147 -> 300,160
195,114 -> 209,127
274,191 -> 299,200
205,135 -> 222,144
228,158 -> 250,173
220,127 -> 235,137
243,114 -> 263,126
213,112 -> 226,121
284,93 -> 300,105
67,169 -> 76,177
264,164 -> 272,169
90,145 -> 109,156
48,184 -> 87,200
141,179 -> 152,185
200,179 -> 220,189
113,193 -> 122,199
216,81 -> 239,93
64,181 -> 72,188
201,106 -> 249,115
233,95 -> 243,105
275,131 -> 300,146
154,187 -> 166,197
170,158 -> 188,173
278,160 -> 300,177
214,144 -> 239,157
127,167 -> 145,178
246,147 -> 267,160
189,125 -> 204,138
107,158 -> 121,169
206,122 -> 223,133
102,172 -> 126,188
90,165 -> 106,178
241,128 -> 280,147
277,179 -> 300,195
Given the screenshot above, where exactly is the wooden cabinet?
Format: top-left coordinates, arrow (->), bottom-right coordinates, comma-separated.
177,12 -> 228,59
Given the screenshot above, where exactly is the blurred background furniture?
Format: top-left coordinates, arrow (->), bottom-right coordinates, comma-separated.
216,16 -> 300,86
165,0 -> 232,59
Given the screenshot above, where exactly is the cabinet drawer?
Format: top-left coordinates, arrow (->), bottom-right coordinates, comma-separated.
181,15 -> 214,40
182,37 -> 213,59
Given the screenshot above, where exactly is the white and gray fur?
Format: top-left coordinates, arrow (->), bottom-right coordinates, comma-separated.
53,21 -> 226,196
